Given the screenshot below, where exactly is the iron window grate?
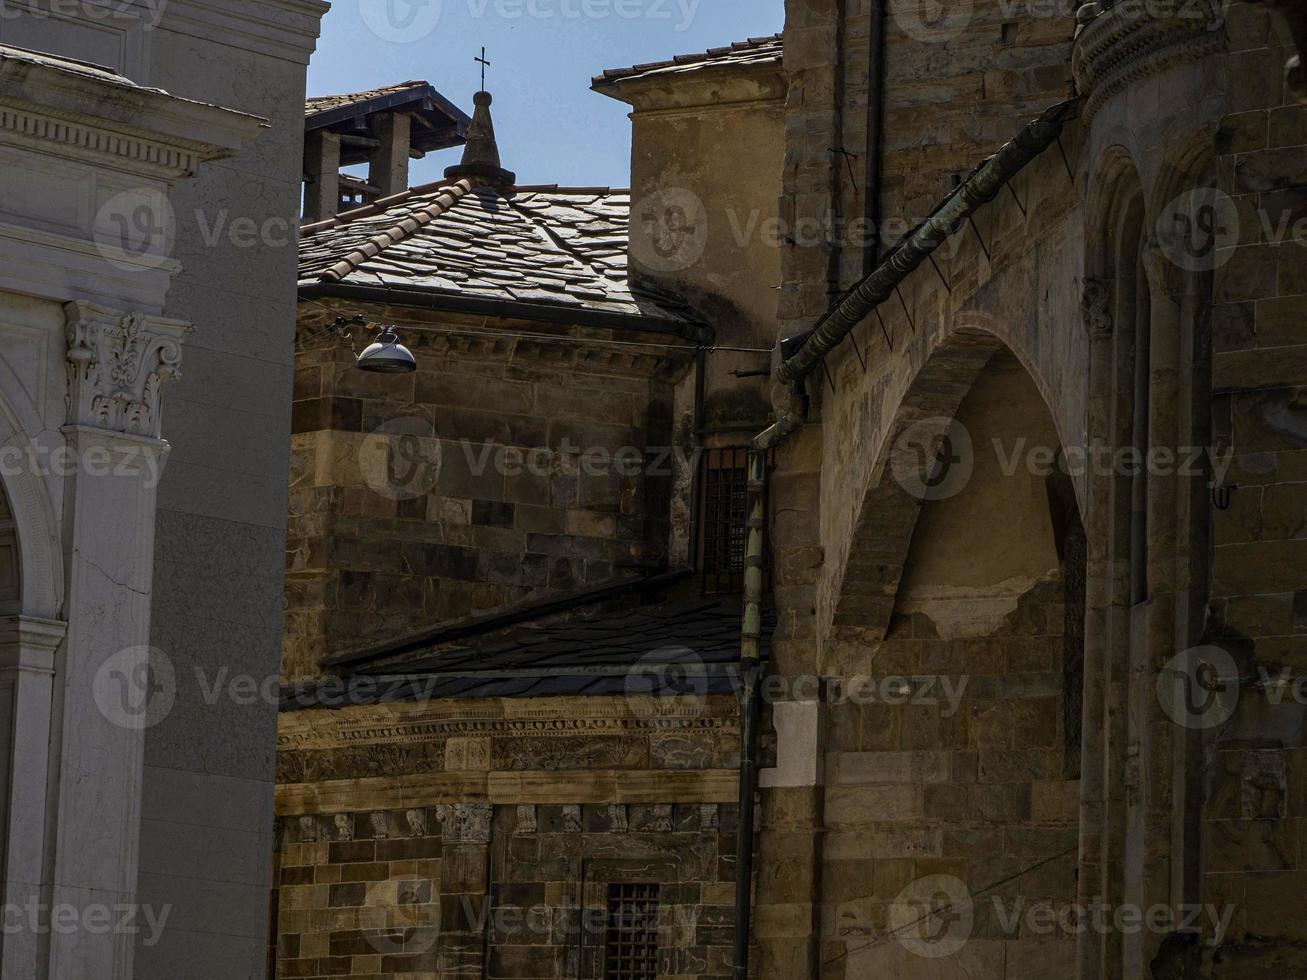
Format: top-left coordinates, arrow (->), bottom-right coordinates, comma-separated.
603,883 -> 659,980
699,447 -> 772,595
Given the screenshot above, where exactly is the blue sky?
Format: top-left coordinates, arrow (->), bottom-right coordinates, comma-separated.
310,1 -> 784,187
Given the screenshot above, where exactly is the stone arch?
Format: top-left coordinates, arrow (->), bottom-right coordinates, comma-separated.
830,320 -> 1075,638
0,383 -> 63,620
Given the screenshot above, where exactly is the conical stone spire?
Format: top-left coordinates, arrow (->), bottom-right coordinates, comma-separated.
444,91 -> 516,192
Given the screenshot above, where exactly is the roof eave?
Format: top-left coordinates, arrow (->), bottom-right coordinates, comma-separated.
298,281 -> 712,345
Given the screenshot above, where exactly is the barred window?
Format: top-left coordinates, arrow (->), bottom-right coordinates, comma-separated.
699,447 -> 750,594
603,883 -> 659,980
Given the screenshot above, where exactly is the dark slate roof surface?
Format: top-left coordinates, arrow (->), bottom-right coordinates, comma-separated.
299,182 -> 701,326
594,34 -> 783,87
282,597 -> 771,709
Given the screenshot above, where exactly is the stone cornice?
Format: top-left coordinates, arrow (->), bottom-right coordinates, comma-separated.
612,65 -> 789,114
277,695 -> 741,753
0,49 -> 265,178
158,0 -> 329,66
1072,6 -> 1226,122
64,301 -> 191,439
275,769 -> 742,815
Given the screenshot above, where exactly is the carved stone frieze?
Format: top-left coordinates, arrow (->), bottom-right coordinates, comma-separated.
436,803 -> 493,844
1072,3 -> 1226,121
64,301 -> 191,439
276,696 -> 739,755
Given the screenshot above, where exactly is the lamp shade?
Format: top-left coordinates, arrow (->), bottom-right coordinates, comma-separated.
356,326 -> 417,374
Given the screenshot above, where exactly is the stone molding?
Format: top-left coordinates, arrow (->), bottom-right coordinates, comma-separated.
275,769 -> 742,815
436,803 -> 492,844
277,696 -> 739,753
279,801 -> 724,841
1072,5 -> 1226,121
64,301 -> 191,439
0,50 -> 264,177
0,105 -> 207,179
159,0 -> 329,67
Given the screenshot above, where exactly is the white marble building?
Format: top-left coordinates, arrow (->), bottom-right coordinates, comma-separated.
0,1 -> 325,976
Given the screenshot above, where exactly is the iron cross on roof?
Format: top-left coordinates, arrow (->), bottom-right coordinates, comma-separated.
475,47 -> 490,91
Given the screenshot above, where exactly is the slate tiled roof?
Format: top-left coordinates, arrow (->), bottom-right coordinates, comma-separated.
306,81 -> 428,119
594,34 -> 783,87
298,179 -> 702,329
281,597 -> 771,709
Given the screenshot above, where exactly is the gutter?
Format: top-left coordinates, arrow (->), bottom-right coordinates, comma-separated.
298,281 -> 711,345
776,97 -> 1081,384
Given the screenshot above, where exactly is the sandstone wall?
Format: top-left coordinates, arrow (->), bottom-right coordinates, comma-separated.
284,307 -> 691,680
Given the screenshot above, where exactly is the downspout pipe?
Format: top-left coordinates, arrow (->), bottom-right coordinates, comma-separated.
732,392 -> 807,979
864,0 -> 887,276
776,97 -> 1081,385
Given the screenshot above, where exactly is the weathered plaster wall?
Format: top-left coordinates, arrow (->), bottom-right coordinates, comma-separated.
615,67 -> 785,432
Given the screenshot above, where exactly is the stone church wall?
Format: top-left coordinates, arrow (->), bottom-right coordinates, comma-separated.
284,308 -> 690,680
273,694 -> 743,978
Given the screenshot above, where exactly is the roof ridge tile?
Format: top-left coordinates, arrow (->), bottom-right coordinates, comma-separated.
316,178 -> 474,283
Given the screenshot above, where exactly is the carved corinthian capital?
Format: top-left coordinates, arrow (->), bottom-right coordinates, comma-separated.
436,803 -> 492,844
64,301 -> 192,440
1081,279 -> 1114,337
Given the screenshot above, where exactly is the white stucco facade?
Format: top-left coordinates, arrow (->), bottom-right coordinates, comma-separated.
0,1 -> 326,976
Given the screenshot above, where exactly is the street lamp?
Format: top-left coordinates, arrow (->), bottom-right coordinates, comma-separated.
340,316 -> 417,374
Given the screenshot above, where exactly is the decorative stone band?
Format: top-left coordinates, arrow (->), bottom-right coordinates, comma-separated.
436,803 -> 493,844
1072,6 -> 1226,122
0,105 -> 208,180
278,802 -> 723,844
64,301 -> 192,440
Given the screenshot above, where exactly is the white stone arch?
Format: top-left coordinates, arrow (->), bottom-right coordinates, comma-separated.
0,378 -> 63,621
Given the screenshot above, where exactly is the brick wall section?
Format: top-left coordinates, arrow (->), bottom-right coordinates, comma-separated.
284,312 -> 689,680
1206,1 -> 1307,964
821,599 -> 1080,974
275,811 -> 443,979
272,804 -> 739,980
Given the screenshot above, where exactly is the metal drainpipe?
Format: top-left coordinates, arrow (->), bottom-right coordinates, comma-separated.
732,407 -> 805,980
864,0 -> 887,276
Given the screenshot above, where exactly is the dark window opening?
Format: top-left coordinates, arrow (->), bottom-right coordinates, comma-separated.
604,882 -> 659,980
698,447 -> 773,595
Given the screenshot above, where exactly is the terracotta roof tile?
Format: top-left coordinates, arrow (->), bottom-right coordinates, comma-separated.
305,80 -> 429,118
593,33 -> 783,87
